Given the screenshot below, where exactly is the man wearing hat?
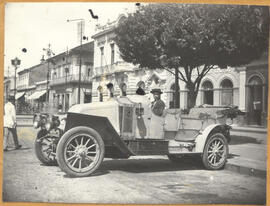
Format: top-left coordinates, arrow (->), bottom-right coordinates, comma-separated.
4,96 -> 22,151
150,88 -> 165,117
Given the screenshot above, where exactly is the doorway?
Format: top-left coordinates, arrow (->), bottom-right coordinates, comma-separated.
247,76 -> 263,125
84,93 -> 92,103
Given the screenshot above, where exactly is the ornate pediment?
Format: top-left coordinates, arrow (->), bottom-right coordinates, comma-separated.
146,72 -> 166,87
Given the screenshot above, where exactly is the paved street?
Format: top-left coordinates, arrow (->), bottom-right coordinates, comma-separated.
2,126 -> 266,204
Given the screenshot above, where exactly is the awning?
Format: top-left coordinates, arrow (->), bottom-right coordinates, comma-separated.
27,90 -> 47,100
15,92 -> 25,100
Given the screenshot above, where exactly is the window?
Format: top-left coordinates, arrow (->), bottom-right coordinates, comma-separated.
249,76 -> 262,85
87,68 -> 91,77
53,72 -> 57,79
100,47 -> 104,67
220,79 -> 233,105
65,67 -> 69,76
202,80 -> 214,105
110,43 -> 115,65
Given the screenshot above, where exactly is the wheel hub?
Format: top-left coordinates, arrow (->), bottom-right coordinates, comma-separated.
75,146 -> 87,157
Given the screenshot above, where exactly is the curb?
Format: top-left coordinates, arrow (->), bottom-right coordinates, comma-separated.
17,125 -> 33,127
225,163 -> 266,179
231,128 -> 267,134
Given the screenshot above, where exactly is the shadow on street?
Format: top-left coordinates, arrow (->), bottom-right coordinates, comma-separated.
229,135 -> 262,145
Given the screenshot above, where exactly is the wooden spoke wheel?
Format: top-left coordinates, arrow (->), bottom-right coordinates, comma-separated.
56,127 -> 104,177
35,130 -> 58,166
202,133 -> 229,170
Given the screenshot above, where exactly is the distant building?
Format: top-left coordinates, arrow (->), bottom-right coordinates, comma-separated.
15,41 -> 94,113
16,61 -> 48,113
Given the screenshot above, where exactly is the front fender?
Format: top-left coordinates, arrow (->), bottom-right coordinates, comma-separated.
63,112 -> 134,158
195,124 -> 231,153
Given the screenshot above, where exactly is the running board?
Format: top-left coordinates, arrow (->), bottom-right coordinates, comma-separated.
168,140 -> 197,154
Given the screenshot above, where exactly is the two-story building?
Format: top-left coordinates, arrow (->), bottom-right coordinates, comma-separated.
48,41 -> 94,112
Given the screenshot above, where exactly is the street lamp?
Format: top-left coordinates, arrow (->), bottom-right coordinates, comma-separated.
67,18 -> 84,104
43,44 -> 55,106
11,57 -> 21,101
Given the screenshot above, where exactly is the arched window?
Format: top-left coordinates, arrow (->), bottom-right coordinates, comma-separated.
249,76 -> 263,85
97,86 -> 103,102
220,79 -> 233,105
202,80 -> 213,105
247,75 -> 264,125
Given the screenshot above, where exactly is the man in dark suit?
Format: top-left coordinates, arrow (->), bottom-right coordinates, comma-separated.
150,88 -> 165,116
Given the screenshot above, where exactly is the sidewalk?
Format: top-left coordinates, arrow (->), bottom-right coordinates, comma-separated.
226,127 -> 268,178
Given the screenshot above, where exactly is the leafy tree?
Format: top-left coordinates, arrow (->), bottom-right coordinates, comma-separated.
115,4 -> 269,110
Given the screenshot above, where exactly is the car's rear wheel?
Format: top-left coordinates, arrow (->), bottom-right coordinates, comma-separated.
202,133 -> 229,170
56,126 -> 105,177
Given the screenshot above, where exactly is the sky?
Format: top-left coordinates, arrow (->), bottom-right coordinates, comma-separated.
4,2 -> 137,76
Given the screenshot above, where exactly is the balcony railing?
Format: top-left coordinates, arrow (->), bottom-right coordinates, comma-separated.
94,61 -> 134,77
50,74 -> 92,86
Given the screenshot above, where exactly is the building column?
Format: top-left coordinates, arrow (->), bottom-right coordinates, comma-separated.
213,89 -> 219,106
238,67 -> 246,111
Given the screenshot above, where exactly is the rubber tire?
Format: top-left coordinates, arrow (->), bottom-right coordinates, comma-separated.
202,133 -> 229,170
34,130 -> 58,166
56,126 -> 105,177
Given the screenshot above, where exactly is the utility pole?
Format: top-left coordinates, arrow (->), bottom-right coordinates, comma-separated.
65,47 -> 69,112
67,19 -> 84,104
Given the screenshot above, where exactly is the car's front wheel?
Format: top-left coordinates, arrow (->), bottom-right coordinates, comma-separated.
202,133 -> 229,170
56,126 -> 105,177
35,130 -> 58,166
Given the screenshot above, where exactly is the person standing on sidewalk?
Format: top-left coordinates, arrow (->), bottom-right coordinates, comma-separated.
3,96 -> 22,151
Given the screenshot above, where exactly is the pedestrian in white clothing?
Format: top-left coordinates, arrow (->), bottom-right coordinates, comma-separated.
4,96 -> 22,151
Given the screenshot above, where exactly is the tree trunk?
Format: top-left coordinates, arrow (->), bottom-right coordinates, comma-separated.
174,68 -> 180,108
186,83 -> 198,111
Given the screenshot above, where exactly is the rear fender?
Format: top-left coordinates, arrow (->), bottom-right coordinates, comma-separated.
195,124 -> 231,153
63,112 -> 134,158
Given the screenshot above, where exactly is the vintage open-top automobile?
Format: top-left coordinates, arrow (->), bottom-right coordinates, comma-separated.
33,94 -> 231,177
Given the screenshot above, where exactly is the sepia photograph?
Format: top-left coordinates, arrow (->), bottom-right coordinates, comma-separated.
2,2 -> 269,204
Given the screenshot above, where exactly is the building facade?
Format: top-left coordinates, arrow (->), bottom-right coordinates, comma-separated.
91,14 -> 268,127
49,41 -> 94,112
